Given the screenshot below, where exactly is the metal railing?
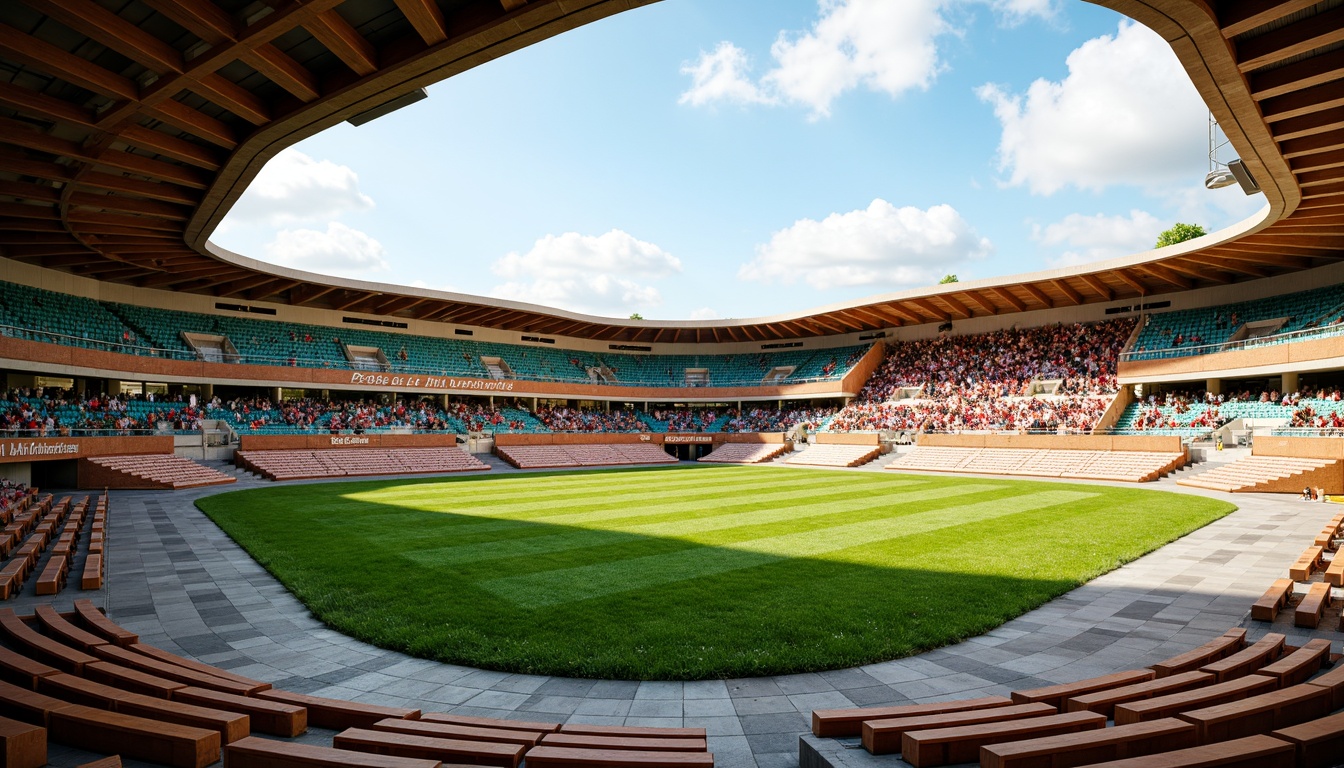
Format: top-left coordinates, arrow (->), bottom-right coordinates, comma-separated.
1121,321 -> 1344,362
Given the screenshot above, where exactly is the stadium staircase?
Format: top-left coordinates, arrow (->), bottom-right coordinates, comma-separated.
698,443 -> 792,464
1176,455 -> 1341,493
783,444 -> 882,468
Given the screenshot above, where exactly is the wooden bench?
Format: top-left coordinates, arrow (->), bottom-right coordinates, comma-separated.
1114,674 -> 1278,725
1175,683 -> 1333,744
72,601 -> 137,647
1150,628 -> 1246,678
860,702 -> 1055,754
1200,632 -> 1284,682
34,605 -> 109,653
76,755 -> 121,768
1010,669 -> 1154,709
171,686 -> 305,737
256,689 -> 419,730
129,643 -> 270,691
1252,579 -> 1294,621
0,609 -> 97,673
91,645 -> 259,695
539,733 -> 707,753
36,673 -> 248,743
0,559 -> 28,600
420,712 -> 560,733
1326,557 -> 1344,587
0,646 -> 59,690
1290,546 -> 1325,581
80,555 -> 102,590
369,717 -> 545,747
34,555 -> 66,595
557,724 -> 706,739
1295,582 -> 1332,628
225,736 -> 441,768
1271,710 -> 1344,768
521,746 -> 714,767
82,660 -> 186,699
810,695 -> 1013,737
47,701 -> 220,768
1066,671 -> 1214,718
0,714 -> 45,768
1303,660 -> 1344,710
901,711 -> 1106,767
1063,733 -> 1294,767
0,677 -> 74,726
1253,638 -> 1331,688
979,717 -> 1198,768
332,726 -> 525,768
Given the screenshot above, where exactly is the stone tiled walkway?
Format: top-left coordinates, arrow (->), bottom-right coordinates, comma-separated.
20,465 -> 1343,768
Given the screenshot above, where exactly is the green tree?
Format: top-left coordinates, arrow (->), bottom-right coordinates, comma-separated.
629,313 -> 644,320
939,274 -> 959,284
1154,222 -> 1206,248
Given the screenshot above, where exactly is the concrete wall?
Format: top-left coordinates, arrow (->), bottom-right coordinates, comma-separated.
1252,437 -> 1344,460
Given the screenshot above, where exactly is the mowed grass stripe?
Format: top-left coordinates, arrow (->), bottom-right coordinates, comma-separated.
403,483 -> 1000,566
479,489 -> 1098,607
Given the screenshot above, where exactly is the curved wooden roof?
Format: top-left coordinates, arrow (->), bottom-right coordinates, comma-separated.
0,0 -> 1340,344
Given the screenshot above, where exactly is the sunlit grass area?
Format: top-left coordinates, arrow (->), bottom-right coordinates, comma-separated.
197,465 -> 1234,679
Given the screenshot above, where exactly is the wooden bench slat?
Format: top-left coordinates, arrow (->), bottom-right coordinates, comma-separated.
522,746 -> 714,768
1271,710 -> 1344,768
810,695 -> 1014,737
225,735 -> 442,768
1199,633 -> 1284,682
48,701 -> 220,768
0,609 -> 97,674
82,660 -> 186,698
556,723 -> 707,739
91,645 -> 257,696
1252,639 -> 1331,689
332,727 -> 525,768
256,689 -> 419,730
860,703 -> 1056,755
171,686 -> 306,737
1289,546 -> 1324,582
0,713 -> 46,768
901,711 -> 1106,767
420,712 -> 560,733
1010,669 -> 1154,709
36,673 -> 248,744
1252,579 -> 1294,621
0,646 -> 59,690
370,717 -> 545,747
979,717 -> 1197,768
1175,683 -> 1333,744
1150,629 -> 1246,678
1063,733 -> 1294,767
34,605 -> 108,653
540,733 -> 707,753
1114,674 -> 1278,725
1304,656 -> 1344,710
1065,671 -> 1214,719
1294,582 -> 1332,629
71,601 -> 137,647
129,643 -> 269,691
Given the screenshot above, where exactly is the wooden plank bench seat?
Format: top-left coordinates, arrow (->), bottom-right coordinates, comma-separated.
860,703 -> 1056,754
332,727 -> 525,768
521,746 -> 714,767
979,717 -> 1197,768
82,660 -> 187,698
0,559 -> 28,600
256,689 -> 419,730
1175,683 -> 1333,744
901,711 -> 1106,767
72,601 -> 137,647
80,555 -> 102,590
225,736 -> 442,768
90,645 -> 258,695
557,724 -> 707,739
1151,629 -> 1246,678
36,673 -> 249,743
1114,675 -> 1278,725
810,695 -> 1013,737
48,703 -> 220,768
0,609 -> 96,673
171,686 -> 305,737
419,712 -> 559,733
1290,546 -> 1325,581
0,646 -> 59,690
129,643 -> 270,691
1270,710 -> 1344,768
0,678 -> 73,726
1252,638 -> 1331,689
1303,660 -> 1344,710
76,754 -> 121,768
539,733 -> 707,753
1066,671 -> 1214,718
0,714 -> 45,768
34,605 -> 109,652
369,717 -> 545,747
1326,556 -> 1344,587
1294,582 -> 1332,629
1252,579 -> 1294,621
1065,733 -> 1294,767
1011,669 -> 1155,710
1199,632 -> 1284,682
35,555 -> 66,595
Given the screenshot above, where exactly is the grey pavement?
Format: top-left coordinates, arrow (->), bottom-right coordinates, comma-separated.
15,463 -> 1343,768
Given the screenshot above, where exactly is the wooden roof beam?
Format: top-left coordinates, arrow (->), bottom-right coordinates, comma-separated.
306,11 -> 377,76
962,291 -> 999,315
20,0 -> 183,75
290,284 -> 340,307
990,286 -> 1027,313
1019,282 -> 1054,309
1280,129 -> 1344,160
1262,81 -> 1344,124
1252,48 -> 1344,101
1111,269 -> 1148,295
1050,279 -> 1084,306
74,172 -> 198,206
1272,109 -> 1344,142
501,0 -> 529,10
938,293 -> 973,319
0,80 -> 96,129
0,23 -> 138,102
395,0 -> 448,45
1219,0 -> 1320,37
188,74 -> 270,125
116,126 -> 222,171
141,0 -> 236,45
241,45 -> 320,103
1077,273 -> 1114,301
908,299 -> 950,322
141,100 -> 237,150
1162,260 -> 1229,285
1181,253 -> 1271,279
1236,6 -> 1344,73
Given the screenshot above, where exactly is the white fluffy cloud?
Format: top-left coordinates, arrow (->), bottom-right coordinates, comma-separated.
990,0 -> 1058,25
262,222 -> 389,276
740,200 -> 992,290
678,43 -> 774,108
222,149 -> 375,229
1032,210 -> 1164,268
977,20 -> 1208,194
490,230 -> 681,317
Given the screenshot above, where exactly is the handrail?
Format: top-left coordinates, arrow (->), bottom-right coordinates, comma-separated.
1121,321 -> 1344,362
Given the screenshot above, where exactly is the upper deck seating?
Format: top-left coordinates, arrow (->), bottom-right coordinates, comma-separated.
1130,283 -> 1344,360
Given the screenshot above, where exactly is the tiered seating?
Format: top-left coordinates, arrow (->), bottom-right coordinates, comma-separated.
1130,283 -> 1344,360
235,448 -> 488,481
0,602 -> 713,768
808,628 -> 1344,768
887,447 -> 1186,482
495,444 -> 678,469
698,444 -> 791,464
1177,456 -> 1338,493
0,495 -> 75,599
783,444 -> 881,468
83,456 -> 236,490
82,496 -> 107,591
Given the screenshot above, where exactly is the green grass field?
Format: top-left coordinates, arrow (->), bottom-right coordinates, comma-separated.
197,465 -> 1235,679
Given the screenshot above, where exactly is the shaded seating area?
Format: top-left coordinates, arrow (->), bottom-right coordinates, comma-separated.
82,456 -> 236,490
887,446 -> 1186,482
782,444 -> 881,468
234,448 -> 488,481
697,444 -> 791,464
495,444 -> 677,470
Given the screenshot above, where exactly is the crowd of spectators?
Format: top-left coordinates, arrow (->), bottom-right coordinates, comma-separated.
721,406 -> 837,433
1122,387 -> 1344,432
648,409 -> 721,432
534,406 -> 643,433
2,387 -> 207,436
215,395 -> 466,433
0,480 -> 29,511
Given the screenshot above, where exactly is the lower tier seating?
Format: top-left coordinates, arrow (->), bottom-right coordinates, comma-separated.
887,447 -> 1186,482
495,444 -> 678,469
783,444 -> 881,468
83,456 -> 236,490
1176,455 -> 1339,493
235,448 -> 488,481
697,444 -> 790,464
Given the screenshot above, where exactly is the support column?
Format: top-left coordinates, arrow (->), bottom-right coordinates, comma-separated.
1205,378 -> 1222,397
271,387 -> 282,403
1281,371 -> 1299,394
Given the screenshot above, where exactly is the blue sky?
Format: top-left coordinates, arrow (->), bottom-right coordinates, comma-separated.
213,0 -> 1265,321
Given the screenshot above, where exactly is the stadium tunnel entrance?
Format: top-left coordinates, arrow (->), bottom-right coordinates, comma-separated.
664,442 -> 713,461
